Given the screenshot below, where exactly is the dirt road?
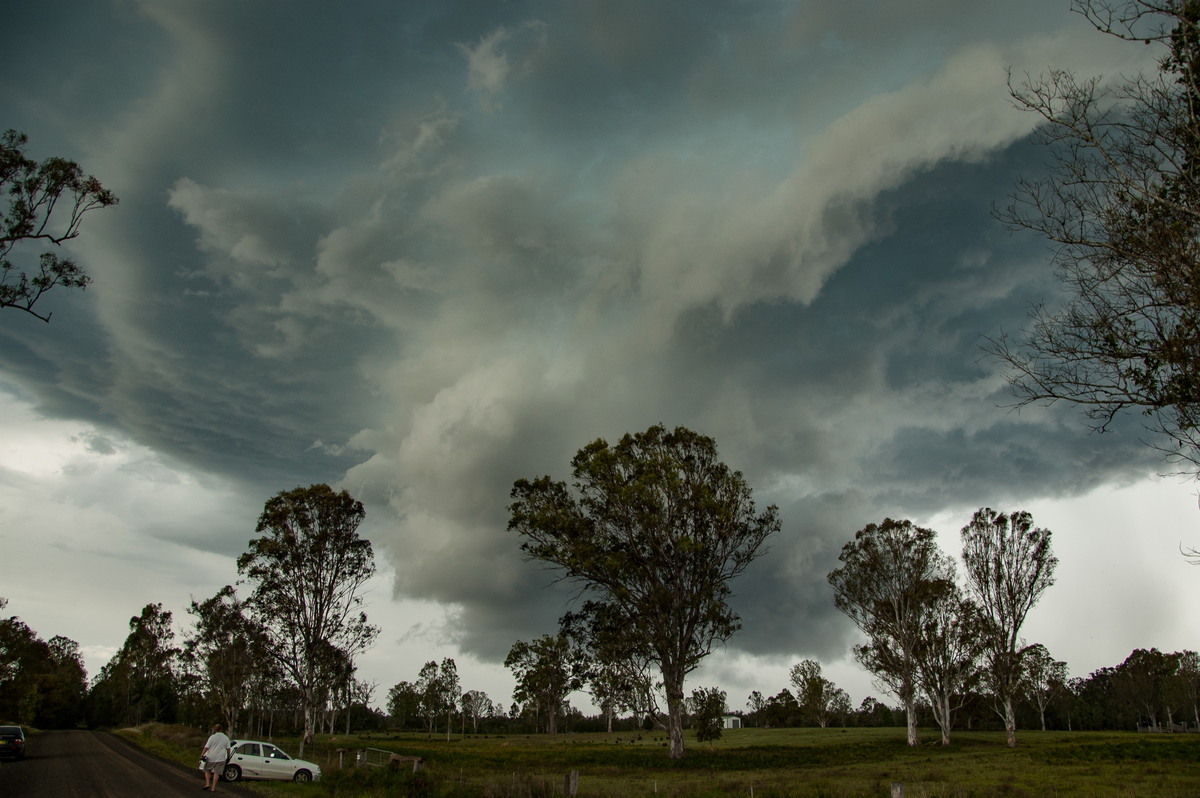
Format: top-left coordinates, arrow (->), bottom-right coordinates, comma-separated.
0,729 -> 252,797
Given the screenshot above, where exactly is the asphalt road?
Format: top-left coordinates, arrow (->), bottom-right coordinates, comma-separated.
0,729 -> 253,798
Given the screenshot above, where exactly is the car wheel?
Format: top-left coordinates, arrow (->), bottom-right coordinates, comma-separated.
293,769 -> 312,783
222,764 -> 242,782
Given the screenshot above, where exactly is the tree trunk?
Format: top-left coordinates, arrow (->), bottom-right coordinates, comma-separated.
662,663 -> 686,759
933,694 -> 951,746
299,700 -> 316,758
1003,696 -> 1017,748
905,699 -> 918,747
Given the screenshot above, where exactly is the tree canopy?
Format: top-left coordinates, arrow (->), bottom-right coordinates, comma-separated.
961,508 -> 1057,747
0,130 -> 116,321
509,424 -> 779,759
237,483 -> 378,756
505,633 -> 586,734
827,518 -> 954,746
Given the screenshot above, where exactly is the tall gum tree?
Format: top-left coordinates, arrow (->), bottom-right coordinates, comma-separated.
508,424 -> 779,759
505,633 -> 586,735
961,507 -> 1057,748
827,518 -> 954,746
237,484 -> 378,757
184,585 -> 269,736
913,580 -> 988,746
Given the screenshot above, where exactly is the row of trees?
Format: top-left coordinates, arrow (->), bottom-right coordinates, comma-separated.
386,659 -> 570,737
0,598 -> 87,728
0,484 -> 383,758
828,510 -> 1057,747
739,646 -> 1200,735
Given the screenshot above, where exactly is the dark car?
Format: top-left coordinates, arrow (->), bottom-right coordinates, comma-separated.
0,726 -> 26,760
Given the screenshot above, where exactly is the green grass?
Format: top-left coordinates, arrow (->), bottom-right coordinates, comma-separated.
124,725 -> 1200,797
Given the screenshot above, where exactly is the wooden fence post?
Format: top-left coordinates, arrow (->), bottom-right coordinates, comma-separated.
563,769 -> 579,796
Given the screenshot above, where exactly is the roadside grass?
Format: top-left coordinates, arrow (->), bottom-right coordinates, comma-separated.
125,724 -> 1200,797
114,723 -> 206,768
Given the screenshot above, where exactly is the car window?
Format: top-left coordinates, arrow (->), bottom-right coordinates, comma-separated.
236,743 -> 261,757
262,744 -> 288,759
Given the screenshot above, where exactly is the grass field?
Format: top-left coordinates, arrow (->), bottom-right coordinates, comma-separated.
124,724 -> 1200,797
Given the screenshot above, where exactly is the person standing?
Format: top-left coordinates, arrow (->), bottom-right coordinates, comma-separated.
199,724 -> 232,792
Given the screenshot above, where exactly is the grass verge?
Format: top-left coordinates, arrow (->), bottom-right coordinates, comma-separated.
122,725 -> 1200,797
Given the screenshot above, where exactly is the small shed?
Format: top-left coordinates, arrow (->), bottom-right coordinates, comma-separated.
722,715 -> 742,729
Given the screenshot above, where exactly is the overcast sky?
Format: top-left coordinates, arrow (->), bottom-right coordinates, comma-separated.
3,0 -> 1199,714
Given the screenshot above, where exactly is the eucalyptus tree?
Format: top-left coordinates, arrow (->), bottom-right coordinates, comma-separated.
0,130 -> 117,321
961,508 -> 1057,747
505,633 -> 586,734
42,635 -> 88,728
509,424 -> 779,759
746,690 -> 767,727
690,686 -> 727,746
237,483 -> 379,756
913,581 -> 988,745
1024,643 -> 1069,731
184,585 -> 270,735
386,680 -> 421,729
789,660 -> 842,728
0,613 -> 86,727
561,600 -> 658,731
987,0 -> 1200,473
1115,647 -> 1182,730
828,518 -> 954,746
89,603 -> 180,727
460,689 -> 493,734
415,658 -> 459,740
1177,650 -> 1200,728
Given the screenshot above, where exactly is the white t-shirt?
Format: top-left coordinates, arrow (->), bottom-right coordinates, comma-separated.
203,731 -> 231,762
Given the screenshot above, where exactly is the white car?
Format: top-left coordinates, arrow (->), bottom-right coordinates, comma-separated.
202,739 -> 322,783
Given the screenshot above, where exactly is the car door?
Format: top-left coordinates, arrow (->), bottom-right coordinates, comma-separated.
229,742 -> 263,778
258,743 -> 294,780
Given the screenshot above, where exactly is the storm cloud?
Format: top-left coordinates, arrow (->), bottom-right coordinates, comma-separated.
1,1 -> 1189,701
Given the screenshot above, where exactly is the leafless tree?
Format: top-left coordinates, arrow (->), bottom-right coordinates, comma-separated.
989,1 -> 1200,474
